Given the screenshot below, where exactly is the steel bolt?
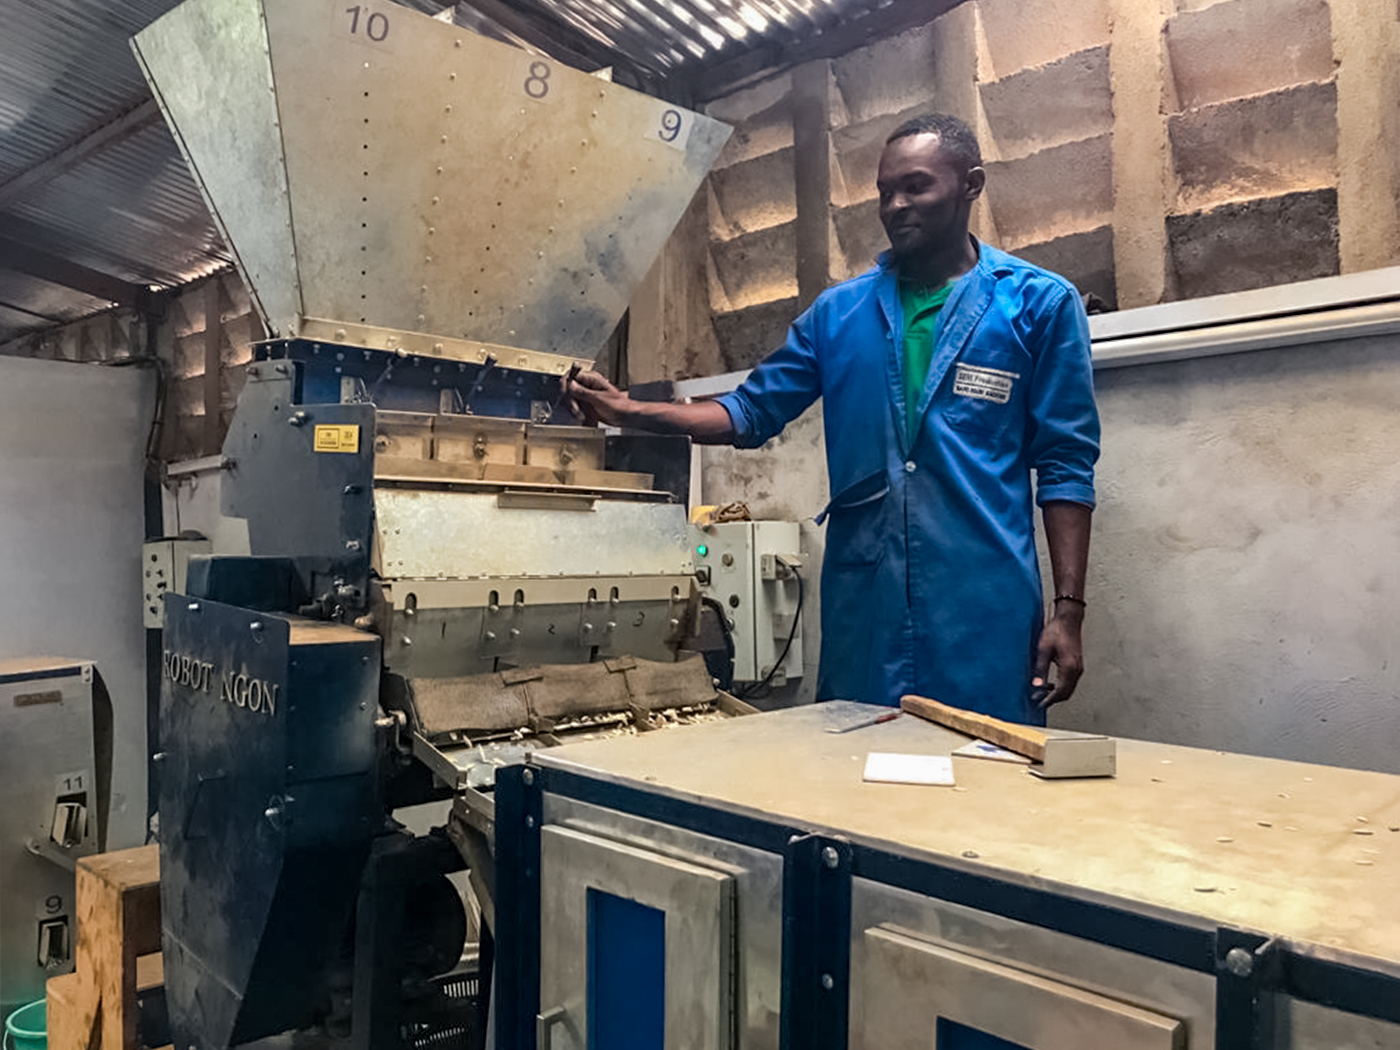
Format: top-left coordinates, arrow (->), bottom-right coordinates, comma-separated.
820,973 -> 834,990
525,815 -> 536,829
821,846 -> 840,869
1224,947 -> 1254,978
522,768 -> 535,786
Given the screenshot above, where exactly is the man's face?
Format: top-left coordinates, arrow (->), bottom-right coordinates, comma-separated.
877,133 -> 983,261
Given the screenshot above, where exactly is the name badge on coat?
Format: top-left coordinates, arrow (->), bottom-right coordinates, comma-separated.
952,363 -> 1019,404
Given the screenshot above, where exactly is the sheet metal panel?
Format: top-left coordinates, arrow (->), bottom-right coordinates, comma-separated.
131,0 -> 300,330
373,488 -> 693,579
132,0 -> 730,357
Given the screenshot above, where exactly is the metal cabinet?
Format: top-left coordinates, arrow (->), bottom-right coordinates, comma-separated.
0,658 -> 106,1017
537,826 -> 736,1050
497,702 -> 1400,1050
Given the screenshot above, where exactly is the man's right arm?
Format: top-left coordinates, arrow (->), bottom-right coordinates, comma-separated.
563,369 -> 736,444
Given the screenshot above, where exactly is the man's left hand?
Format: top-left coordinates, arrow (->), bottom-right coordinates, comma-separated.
1031,604 -> 1084,708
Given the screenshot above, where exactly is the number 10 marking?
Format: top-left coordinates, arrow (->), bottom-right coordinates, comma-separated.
345,5 -> 390,42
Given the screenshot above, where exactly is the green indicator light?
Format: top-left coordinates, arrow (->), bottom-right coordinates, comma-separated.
697,544 -> 709,558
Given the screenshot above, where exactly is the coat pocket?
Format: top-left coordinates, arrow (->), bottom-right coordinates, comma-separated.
941,349 -> 1025,439
817,470 -> 890,567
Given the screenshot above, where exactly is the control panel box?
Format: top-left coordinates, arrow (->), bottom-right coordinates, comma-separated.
143,537 -> 212,627
690,520 -> 803,684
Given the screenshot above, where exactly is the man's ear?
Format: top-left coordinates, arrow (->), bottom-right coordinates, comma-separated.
965,165 -> 986,201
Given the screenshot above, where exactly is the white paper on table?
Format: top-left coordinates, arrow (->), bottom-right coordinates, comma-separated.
862,752 -> 955,786
951,739 -> 1032,764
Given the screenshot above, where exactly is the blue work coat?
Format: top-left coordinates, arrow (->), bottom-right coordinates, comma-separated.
716,243 -> 1099,722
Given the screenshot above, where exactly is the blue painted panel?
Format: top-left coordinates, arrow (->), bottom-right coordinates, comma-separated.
587,888 -> 665,1050
937,1018 -> 1030,1050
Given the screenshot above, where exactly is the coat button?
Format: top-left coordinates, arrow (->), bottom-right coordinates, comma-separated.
904,460 -> 917,473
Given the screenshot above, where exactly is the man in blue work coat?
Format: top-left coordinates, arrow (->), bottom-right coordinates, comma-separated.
565,113 -> 1100,726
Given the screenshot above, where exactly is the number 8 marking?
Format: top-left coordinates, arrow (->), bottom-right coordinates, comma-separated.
524,61 -> 551,100
659,109 -> 683,143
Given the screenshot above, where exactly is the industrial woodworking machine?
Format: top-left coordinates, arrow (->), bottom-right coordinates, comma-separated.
131,1 -> 734,1047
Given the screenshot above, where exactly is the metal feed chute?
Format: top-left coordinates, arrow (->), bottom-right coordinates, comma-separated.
132,0 -> 729,361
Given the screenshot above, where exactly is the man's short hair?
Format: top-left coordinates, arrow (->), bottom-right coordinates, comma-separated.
886,114 -> 982,173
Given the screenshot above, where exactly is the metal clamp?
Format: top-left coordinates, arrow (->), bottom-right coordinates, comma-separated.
1215,928 -> 1280,1049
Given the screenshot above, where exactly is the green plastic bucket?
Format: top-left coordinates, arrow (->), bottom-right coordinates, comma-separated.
4,1000 -> 46,1050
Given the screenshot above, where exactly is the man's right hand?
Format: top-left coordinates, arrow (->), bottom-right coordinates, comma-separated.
560,369 -> 737,443
562,368 -> 632,428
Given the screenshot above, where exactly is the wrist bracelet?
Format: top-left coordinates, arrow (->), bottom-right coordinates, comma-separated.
1053,594 -> 1086,607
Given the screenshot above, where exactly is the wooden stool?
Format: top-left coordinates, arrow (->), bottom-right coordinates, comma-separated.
46,845 -> 161,1050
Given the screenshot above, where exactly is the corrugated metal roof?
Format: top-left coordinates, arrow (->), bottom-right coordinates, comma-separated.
0,0 -> 904,347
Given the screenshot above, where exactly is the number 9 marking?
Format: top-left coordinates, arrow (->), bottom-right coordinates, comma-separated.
524,61 -> 551,100
658,109 -> 683,143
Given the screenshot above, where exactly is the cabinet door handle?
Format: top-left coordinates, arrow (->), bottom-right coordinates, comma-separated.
536,1005 -> 567,1049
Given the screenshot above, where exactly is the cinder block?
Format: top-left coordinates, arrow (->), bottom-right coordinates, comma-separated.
979,46 -> 1113,160
221,312 -> 262,366
1170,81 -> 1337,211
168,374 -> 204,418
1167,188 -> 1339,299
1011,226 -> 1117,311
171,331 -> 203,380
831,23 -> 938,125
1165,0 -> 1333,111
709,147 -> 797,239
831,107 -> 939,208
833,199 -> 888,278
977,0 -> 1111,80
704,76 -> 794,170
984,134 -> 1114,249
713,298 -> 801,372
709,222 -> 798,311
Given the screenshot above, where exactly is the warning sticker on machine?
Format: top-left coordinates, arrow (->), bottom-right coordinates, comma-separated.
953,364 -> 1019,404
314,424 -> 360,453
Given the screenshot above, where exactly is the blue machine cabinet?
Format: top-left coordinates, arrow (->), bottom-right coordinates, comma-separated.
496,702 -> 1400,1050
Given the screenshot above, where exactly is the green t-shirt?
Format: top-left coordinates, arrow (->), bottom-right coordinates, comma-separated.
899,278 -> 955,443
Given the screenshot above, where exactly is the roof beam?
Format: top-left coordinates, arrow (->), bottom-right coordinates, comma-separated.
0,237 -> 154,313
0,99 -> 163,211
0,298 -> 63,323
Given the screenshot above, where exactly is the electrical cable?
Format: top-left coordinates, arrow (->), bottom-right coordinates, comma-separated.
737,563 -> 803,701
698,595 -> 736,692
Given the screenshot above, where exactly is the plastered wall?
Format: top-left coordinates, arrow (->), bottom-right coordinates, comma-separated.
1070,333 -> 1400,773
0,357 -> 157,846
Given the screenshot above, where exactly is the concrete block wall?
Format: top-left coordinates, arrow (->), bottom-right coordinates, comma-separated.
627,0 -> 1398,382
154,271 -> 259,462
701,77 -> 801,371
1161,0 -> 1342,298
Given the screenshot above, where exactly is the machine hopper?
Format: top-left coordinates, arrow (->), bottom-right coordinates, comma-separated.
132,0 -> 730,364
